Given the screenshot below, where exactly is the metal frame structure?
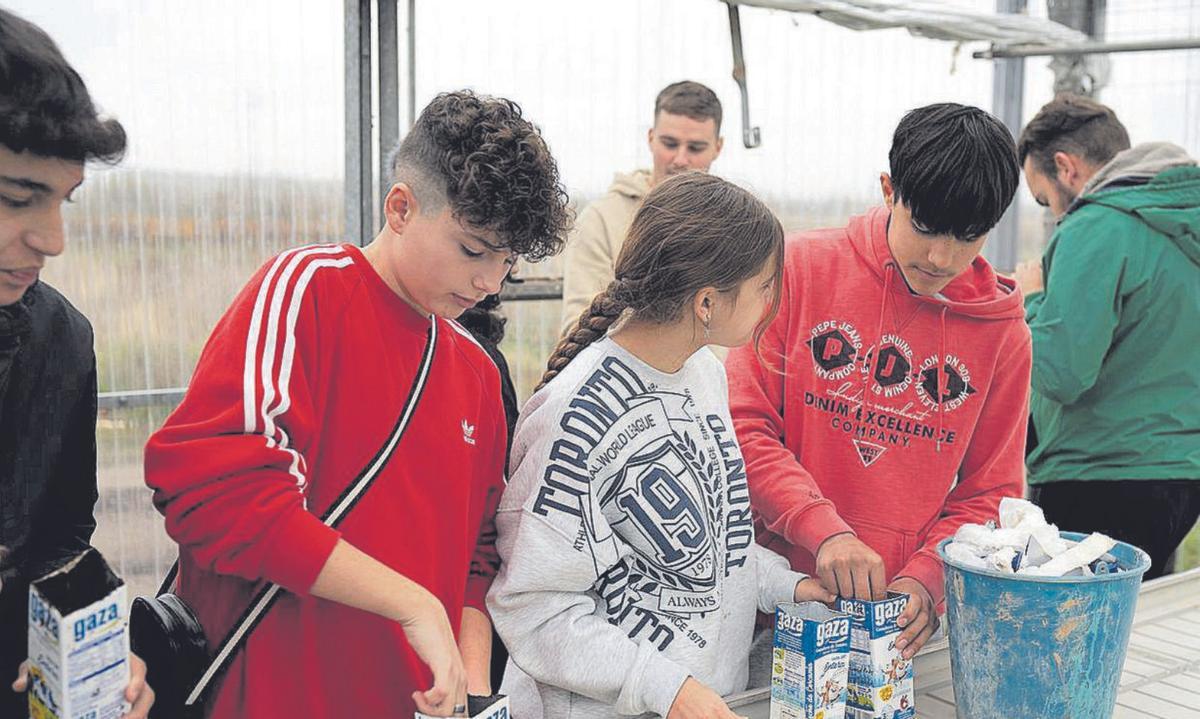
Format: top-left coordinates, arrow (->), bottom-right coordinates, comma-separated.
344,0 -> 411,246
727,3 -> 762,149
95,0 -> 1199,409
976,37 -> 1200,59
988,0 -> 1029,274
345,0 -> 373,247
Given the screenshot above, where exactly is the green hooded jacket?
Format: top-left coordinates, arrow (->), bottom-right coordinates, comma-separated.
1026,142 -> 1200,484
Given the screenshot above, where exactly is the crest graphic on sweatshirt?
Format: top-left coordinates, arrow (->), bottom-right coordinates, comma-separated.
914,355 -> 977,412
803,321 -> 975,455
807,320 -> 862,380
862,334 -> 914,398
532,356 -> 756,650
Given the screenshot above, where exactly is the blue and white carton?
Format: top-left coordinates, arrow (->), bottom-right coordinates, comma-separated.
770,601 -> 851,719
27,548 -> 130,719
835,593 -> 915,719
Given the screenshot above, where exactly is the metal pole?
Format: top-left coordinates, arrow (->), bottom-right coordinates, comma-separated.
986,0 -> 1026,274
1047,0 -> 1106,96
725,2 -> 761,149
345,0 -> 373,246
974,37 -> 1200,59
406,0 -> 416,129
379,0 -> 400,210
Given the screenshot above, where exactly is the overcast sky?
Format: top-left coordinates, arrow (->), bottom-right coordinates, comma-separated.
9,0 -> 1199,211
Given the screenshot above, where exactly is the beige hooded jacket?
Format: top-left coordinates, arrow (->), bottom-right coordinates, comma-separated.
559,170 -> 652,335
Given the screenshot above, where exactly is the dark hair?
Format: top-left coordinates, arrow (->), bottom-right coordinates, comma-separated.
457,293 -> 506,345
1017,94 -> 1130,178
0,8 -> 126,163
388,90 -> 570,262
889,103 -> 1018,241
539,173 -> 782,391
655,81 -> 722,134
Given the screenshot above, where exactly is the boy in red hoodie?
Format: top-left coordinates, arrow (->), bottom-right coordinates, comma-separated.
729,103 -> 1029,663
143,91 -> 570,718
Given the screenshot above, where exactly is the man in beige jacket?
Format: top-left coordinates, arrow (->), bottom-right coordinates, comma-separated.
559,81 -> 724,335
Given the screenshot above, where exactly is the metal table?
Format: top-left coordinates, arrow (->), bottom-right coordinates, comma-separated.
725,567 -> 1200,718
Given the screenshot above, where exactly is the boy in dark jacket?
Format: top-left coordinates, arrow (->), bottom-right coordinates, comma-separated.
0,7 -> 153,717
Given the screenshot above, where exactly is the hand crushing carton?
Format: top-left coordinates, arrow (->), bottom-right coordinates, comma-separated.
770,601 -> 851,719
836,592 -> 914,719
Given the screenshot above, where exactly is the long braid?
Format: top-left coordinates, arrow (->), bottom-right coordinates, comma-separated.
537,281 -> 630,392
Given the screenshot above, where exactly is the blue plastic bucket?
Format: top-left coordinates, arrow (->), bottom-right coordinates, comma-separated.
937,532 -> 1150,719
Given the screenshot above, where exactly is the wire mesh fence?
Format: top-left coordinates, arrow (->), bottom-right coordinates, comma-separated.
11,0 -> 1199,600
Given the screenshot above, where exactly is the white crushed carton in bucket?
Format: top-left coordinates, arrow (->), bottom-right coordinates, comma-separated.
415,694 -> 509,719
836,593 -> 915,719
943,498 -> 1119,577
26,548 -> 130,719
770,601 -> 851,719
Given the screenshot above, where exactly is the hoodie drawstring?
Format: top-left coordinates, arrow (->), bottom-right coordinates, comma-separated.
868,263 -> 949,453
860,264 -> 894,421
936,305 -> 947,453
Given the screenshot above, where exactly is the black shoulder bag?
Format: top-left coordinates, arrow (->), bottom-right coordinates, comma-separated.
131,320 -> 439,718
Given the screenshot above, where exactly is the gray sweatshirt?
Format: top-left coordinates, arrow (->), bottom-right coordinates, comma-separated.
487,337 -> 807,718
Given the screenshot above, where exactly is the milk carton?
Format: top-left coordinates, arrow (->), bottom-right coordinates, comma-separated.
27,548 -> 130,719
770,601 -> 851,719
415,693 -> 509,719
835,592 -> 915,719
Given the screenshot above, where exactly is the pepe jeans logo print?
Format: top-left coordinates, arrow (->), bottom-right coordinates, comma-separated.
807,320 -> 975,413
806,320 -> 863,380
862,334 -> 914,399
914,354 -> 977,411
805,320 -> 974,464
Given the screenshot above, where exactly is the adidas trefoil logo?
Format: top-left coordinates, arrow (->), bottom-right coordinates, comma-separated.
461,419 -> 476,445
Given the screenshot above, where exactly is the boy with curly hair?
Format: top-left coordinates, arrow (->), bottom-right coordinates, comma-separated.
144,90 -> 571,719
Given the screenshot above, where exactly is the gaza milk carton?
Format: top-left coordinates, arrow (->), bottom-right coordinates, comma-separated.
770,601 -> 851,719
27,548 -> 130,719
835,593 -> 914,719
416,694 -> 509,719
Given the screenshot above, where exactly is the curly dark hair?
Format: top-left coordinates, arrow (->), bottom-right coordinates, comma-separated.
0,8 -> 126,163
389,90 -> 571,262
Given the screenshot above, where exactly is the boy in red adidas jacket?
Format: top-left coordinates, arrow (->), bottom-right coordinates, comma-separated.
144,91 -> 570,718
729,104 -> 1030,664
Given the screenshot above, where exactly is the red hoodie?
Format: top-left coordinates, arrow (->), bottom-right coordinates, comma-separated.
727,207 -> 1030,607
144,244 -> 506,718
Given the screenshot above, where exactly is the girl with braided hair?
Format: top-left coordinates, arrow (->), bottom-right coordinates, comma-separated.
488,173 -> 833,719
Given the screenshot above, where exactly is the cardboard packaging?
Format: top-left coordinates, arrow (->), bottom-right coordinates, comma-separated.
770,601 -> 851,719
27,548 -> 130,719
835,592 -> 915,719
415,693 -> 509,719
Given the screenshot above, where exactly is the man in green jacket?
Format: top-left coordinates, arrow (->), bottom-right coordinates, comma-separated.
1015,94 -> 1200,578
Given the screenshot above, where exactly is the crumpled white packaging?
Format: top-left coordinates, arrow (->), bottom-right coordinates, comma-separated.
1024,533 -> 1117,577
946,499 -> 1123,577
945,541 -> 989,570
953,523 -> 1028,552
986,547 -> 1018,574
998,497 -> 1045,531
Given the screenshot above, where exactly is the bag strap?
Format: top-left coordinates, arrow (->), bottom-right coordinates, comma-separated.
178,318 -> 440,707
